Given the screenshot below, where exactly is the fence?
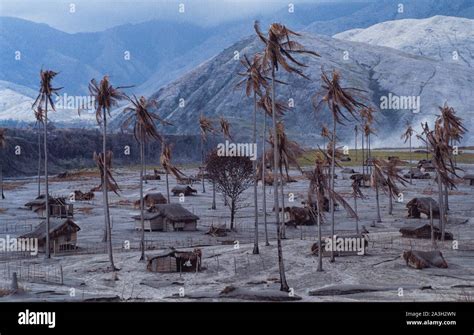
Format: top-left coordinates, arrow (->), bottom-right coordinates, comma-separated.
2,260 -> 63,285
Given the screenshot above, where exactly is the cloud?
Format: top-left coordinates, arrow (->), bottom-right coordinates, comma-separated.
0,0 -> 343,32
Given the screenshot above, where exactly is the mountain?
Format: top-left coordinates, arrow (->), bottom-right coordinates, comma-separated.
0,81 -> 96,127
334,16 -> 474,68
110,32 -> 474,147
304,0 -> 474,36
0,2 -> 369,96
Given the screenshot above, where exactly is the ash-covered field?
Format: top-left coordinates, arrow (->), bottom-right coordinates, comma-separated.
0,163 -> 473,302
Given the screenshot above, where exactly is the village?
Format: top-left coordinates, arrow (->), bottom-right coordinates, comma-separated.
0,150 -> 473,302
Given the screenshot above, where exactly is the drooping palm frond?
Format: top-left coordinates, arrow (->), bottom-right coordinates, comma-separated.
0,128 -> 6,148
382,158 -> 408,199
219,117 -> 233,141
401,122 -> 414,143
121,95 -> 169,144
256,89 -> 289,118
254,21 -> 320,79
438,103 -> 467,144
363,122 -> 376,137
267,122 -> 306,177
313,70 -> 367,125
32,70 -> 62,112
320,124 -> 331,140
199,114 -> 216,142
306,158 -> 328,223
360,107 -> 375,125
236,53 -> 269,97
89,76 -> 130,125
160,142 -> 187,181
34,106 -> 45,124
93,151 -> 120,195
371,158 -> 387,191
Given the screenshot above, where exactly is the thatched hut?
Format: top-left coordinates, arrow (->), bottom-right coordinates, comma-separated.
134,192 -> 167,208
399,224 -> 453,240
146,248 -> 202,273
20,218 -> 80,253
171,185 -> 197,196
406,197 -> 439,219
25,195 -> 73,218
132,203 -> 199,232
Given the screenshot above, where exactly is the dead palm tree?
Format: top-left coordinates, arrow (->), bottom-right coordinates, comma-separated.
363,122 -> 376,175
313,69 -> 366,262
371,159 -> 385,223
89,75 -> 129,270
268,122 -> 305,239
161,142 -> 186,204
256,90 -> 289,247
354,125 -> 358,162
199,114 -> 215,194
122,95 -> 168,261
254,21 -> 319,291
236,53 -> 270,255
382,158 -> 408,215
0,128 -> 6,200
212,117 -> 234,211
438,103 -> 467,213
401,122 -> 414,185
34,107 -> 44,197
351,179 -> 364,234
306,157 -> 328,272
32,69 -> 62,260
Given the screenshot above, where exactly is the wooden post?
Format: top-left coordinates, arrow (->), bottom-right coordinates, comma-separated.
60,265 -> 63,285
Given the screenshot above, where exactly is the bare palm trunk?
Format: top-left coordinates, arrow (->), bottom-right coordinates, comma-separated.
139,140 -> 145,261
144,143 -> 147,184
444,184 -> 449,212
409,136 -> 412,185
102,111 -> 116,270
361,131 -> 365,186
271,66 -> 289,292
316,201 -> 322,272
368,134 -> 372,174
388,185 -> 393,215
37,123 -> 42,197
279,165 -> 286,239
354,129 -> 357,162
165,172 -> 170,204
262,113 -> 269,246
252,92 -> 259,254
354,196 -> 359,234
211,180 -> 216,210
437,174 -> 445,241
329,118 -> 336,263
0,164 -> 4,200
375,181 -> 382,223
201,136 -> 205,193
44,99 -> 50,259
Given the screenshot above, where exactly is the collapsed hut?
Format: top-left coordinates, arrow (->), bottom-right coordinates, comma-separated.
25,195 -> 74,218
285,206 -> 314,226
417,159 -> 435,172
402,250 -> 448,269
146,248 -> 202,273
20,218 -> 80,253
143,169 -> 162,181
406,197 -> 439,218
171,185 -> 197,196
399,224 -> 453,240
403,168 -> 431,180
73,190 -> 95,201
132,203 -> 199,232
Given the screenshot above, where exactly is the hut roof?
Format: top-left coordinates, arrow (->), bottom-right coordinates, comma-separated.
144,193 -> 167,202
133,203 -> 199,221
20,218 -> 80,240
25,195 -> 67,208
171,185 -> 197,193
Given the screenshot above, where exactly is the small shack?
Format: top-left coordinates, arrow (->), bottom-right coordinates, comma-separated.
20,218 -> 81,253
171,185 -> 197,196
399,224 -> 453,240
146,248 -> 202,273
406,197 -> 439,218
132,203 -> 199,232
25,195 -> 73,218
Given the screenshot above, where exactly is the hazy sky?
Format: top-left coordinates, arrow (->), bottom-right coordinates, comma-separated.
0,0 -> 364,32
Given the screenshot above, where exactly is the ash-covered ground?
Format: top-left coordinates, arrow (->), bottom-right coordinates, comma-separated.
0,163 -> 473,302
